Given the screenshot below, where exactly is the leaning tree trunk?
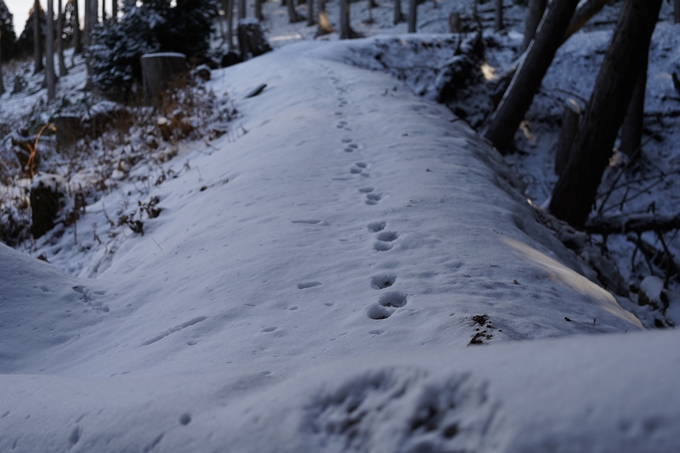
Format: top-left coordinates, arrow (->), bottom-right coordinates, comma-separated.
483,0 -> 580,154
34,0 -> 44,74
620,48 -> 648,161
394,0 -> 404,25
408,0 -> 417,32
141,53 -> 187,106
73,0 -> 82,55
549,0 -> 663,228
57,0 -> 68,76
563,0 -> 608,42
46,0 -> 56,101
494,0 -> 504,32
521,0 -> 547,53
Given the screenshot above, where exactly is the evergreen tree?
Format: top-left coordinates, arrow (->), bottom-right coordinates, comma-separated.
89,0 -> 216,101
16,5 -> 46,60
0,0 -> 16,61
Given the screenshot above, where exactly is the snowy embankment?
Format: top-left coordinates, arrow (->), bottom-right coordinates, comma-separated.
1,41 -> 677,451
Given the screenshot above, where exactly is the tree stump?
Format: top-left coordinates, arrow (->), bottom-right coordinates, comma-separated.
140,53 -> 188,106
554,99 -> 581,177
30,174 -> 68,239
237,19 -> 273,60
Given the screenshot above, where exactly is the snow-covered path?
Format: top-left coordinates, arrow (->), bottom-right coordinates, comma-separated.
2,41 -> 676,452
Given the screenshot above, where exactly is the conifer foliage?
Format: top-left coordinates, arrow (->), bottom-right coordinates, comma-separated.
89,0 -> 217,101
0,0 -> 15,61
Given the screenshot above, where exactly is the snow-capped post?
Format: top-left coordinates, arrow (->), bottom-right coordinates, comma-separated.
554,99 -> 581,177
407,0 -> 417,33
237,18 -> 272,60
140,53 -> 188,106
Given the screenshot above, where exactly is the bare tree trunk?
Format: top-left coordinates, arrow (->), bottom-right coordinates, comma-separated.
563,0 -> 608,42
227,0 -> 235,51
393,0 -> 404,25
0,31 -> 5,96
255,0 -> 264,20
73,0 -> 82,55
287,0 -> 304,22
549,0 -> 663,228
90,0 -> 99,45
34,0 -> 44,74
101,0 -> 106,20
46,0 -> 56,101
84,0 -> 90,47
57,0 -> 68,76
483,0 -> 580,154
408,0 -> 417,32
113,0 -> 118,20
521,0 -> 546,53
675,0 -> 680,23
239,0 -> 246,20
554,99 -> 581,176
494,0 -> 503,32
340,0 -> 351,38
307,0 -> 315,26
620,48 -> 648,160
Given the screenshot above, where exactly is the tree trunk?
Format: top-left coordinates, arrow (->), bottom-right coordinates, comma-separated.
113,0 -> 118,20
255,0 -> 264,20
101,0 -> 106,20
34,0 -> 44,74
73,0 -> 82,55
483,0 -> 580,154
57,0 -> 68,76
239,0 -> 246,20
521,0 -> 546,53
0,30 -> 5,96
140,53 -> 188,106
549,0 -> 662,228
225,0 -> 235,51
620,48 -> 648,160
675,0 -> 680,23
307,0 -> 315,26
237,19 -> 272,59
563,0 -> 608,42
84,0 -> 90,47
554,99 -> 581,177
340,0 -> 351,38
46,0 -> 56,101
408,0 -> 417,32
316,0 -> 332,35
287,0 -> 304,22
494,0 -> 503,32
393,0 -> 404,25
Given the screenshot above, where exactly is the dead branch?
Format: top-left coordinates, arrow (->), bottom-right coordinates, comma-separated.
585,213 -> 680,235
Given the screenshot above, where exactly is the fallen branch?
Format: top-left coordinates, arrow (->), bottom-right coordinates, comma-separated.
585,213 -> 680,235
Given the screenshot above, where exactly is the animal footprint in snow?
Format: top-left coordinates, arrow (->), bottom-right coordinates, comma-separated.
344,143 -> 359,153
368,221 -> 386,232
379,291 -> 408,308
297,281 -> 323,289
367,304 -> 394,320
359,187 -> 374,194
374,241 -> 393,252
365,193 -> 382,205
371,274 -> 396,289
336,121 -> 348,129
377,231 -> 398,242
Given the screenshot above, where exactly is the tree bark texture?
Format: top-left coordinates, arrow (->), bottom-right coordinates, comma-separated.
306,0 -> 315,26
102,0 -> 106,20
237,19 -> 272,60
113,0 -> 118,20
676,0 -> 680,24
73,0 -> 82,55
494,0 -> 503,32
141,53 -> 187,106
255,0 -> 264,21
340,0 -> 351,39
34,0 -> 44,74
483,0 -> 580,154
563,0 -> 608,42
84,0 -> 90,46
549,0 -> 663,228
239,0 -> 246,20
287,0 -> 304,22
0,31 -> 5,96
393,0 -> 404,25
521,0 -> 546,53
226,0 -> 235,51
57,0 -> 68,76
408,0 -> 417,32
46,0 -> 56,101
316,0 -> 332,36
554,99 -> 581,177
620,48 -> 648,160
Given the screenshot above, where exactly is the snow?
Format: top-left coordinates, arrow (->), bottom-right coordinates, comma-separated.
1,1 -> 680,451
